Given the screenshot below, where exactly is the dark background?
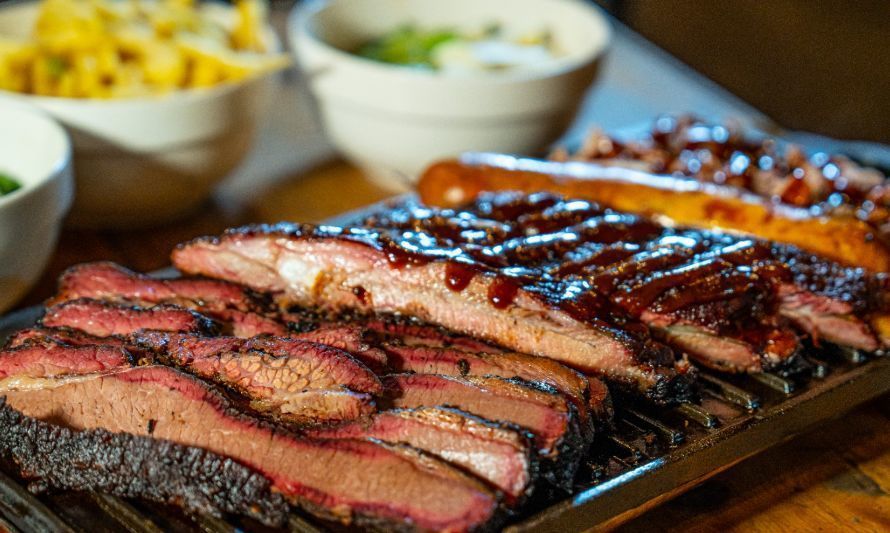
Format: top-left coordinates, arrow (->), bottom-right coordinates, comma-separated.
596,0 -> 889,143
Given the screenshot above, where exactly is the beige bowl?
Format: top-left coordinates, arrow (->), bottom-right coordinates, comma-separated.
0,1 -> 277,228
0,101 -> 73,313
289,0 -> 611,190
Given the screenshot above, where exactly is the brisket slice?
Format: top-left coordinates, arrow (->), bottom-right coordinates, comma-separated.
42,299 -> 218,337
381,373 -> 586,491
50,261 -> 261,312
172,224 -> 690,403
134,332 -> 382,395
5,327 -> 129,350
291,324 -> 389,371
0,342 -> 134,380
307,407 -> 536,505
11,331 -> 378,426
0,397 -> 288,526
381,343 -> 600,431
0,366 -> 499,531
50,262 -> 289,338
133,332 -> 382,425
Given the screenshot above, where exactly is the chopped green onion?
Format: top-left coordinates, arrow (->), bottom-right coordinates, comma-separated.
0,173 -> 21,196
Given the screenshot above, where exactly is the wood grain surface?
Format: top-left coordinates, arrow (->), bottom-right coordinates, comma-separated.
12,159 -> 889,532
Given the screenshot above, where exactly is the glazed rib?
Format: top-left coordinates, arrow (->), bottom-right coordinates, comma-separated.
172,222 -> 691,402
0,365 -> 499,531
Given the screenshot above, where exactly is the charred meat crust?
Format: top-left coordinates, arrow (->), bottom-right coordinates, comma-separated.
0,397 -> 289,526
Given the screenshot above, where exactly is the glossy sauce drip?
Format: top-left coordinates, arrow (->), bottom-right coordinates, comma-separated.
487,277 -> 520,309
444,262 -> 476,291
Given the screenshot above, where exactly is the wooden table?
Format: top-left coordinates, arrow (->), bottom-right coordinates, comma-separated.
13,158 -> 889,532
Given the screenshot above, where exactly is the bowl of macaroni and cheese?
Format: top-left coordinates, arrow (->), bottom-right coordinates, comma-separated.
0,0 -> 287,228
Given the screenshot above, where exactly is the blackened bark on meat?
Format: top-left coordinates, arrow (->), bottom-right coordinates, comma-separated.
0,397 -> 289,526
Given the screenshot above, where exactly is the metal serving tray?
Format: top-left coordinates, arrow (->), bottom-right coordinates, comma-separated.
1,202 -> 888,532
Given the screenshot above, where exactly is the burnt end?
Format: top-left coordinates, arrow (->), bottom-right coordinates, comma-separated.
0,397 -> 289,526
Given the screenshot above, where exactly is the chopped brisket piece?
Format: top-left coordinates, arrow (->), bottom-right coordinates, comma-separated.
308,406 -> 536,505
0,397 -> 288,526
0,366 -> 499,531
42,299 -> 217,337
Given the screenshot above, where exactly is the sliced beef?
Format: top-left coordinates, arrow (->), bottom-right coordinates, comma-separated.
363,319 -> 503,353
0,366 -> 499,531
172,223 -> 691,403
0,342 -> 133,380
133,332 -> 382,424
292,324 -> 389,371
51,261 -> 259,312
381,343 -> 601,430
307,406 -> 536,505
0,397 -> 288,526
5,327 -> 129,350
214,308 -> 289,337
381,373 -> 586,490
42,299 -> 217,337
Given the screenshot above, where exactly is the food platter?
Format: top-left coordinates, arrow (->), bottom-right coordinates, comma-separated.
1,199 -> 888,532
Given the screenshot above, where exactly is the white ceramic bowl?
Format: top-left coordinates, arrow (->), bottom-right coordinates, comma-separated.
0,1 -> 277,228
0,101 -> 73,313
289,0 -> 611,190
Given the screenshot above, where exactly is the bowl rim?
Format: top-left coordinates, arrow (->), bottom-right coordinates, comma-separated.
287,0 -> 612,85
0,100 -> 72,210
0,0 -> 286,107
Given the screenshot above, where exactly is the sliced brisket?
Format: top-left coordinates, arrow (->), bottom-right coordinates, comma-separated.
381,373 -> 586,490
51,261 -> 260,312
0,342 -> 133,380
307,406 -> 536,505
291,324 -> 389,371
42,299 -> 218,337
0,397 -> 288,526
0,366 -> 499,531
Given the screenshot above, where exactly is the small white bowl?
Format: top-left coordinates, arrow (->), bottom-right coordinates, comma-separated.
0,1 -> 277,228
0,101 -> 73,313
289,0 -> 611,190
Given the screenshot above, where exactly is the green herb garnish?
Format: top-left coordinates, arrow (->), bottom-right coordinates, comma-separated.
357,25 -> 457,69
0,173 -> 21,196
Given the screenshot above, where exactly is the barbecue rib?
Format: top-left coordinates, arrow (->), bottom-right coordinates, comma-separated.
365,193 -> 882,362
307,406 -> 537,505
417,153 -> 890,272
172,222 -> 691,402
382,373 -> 586,490
0,397 -> 289,526
0,365 -> 499,531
